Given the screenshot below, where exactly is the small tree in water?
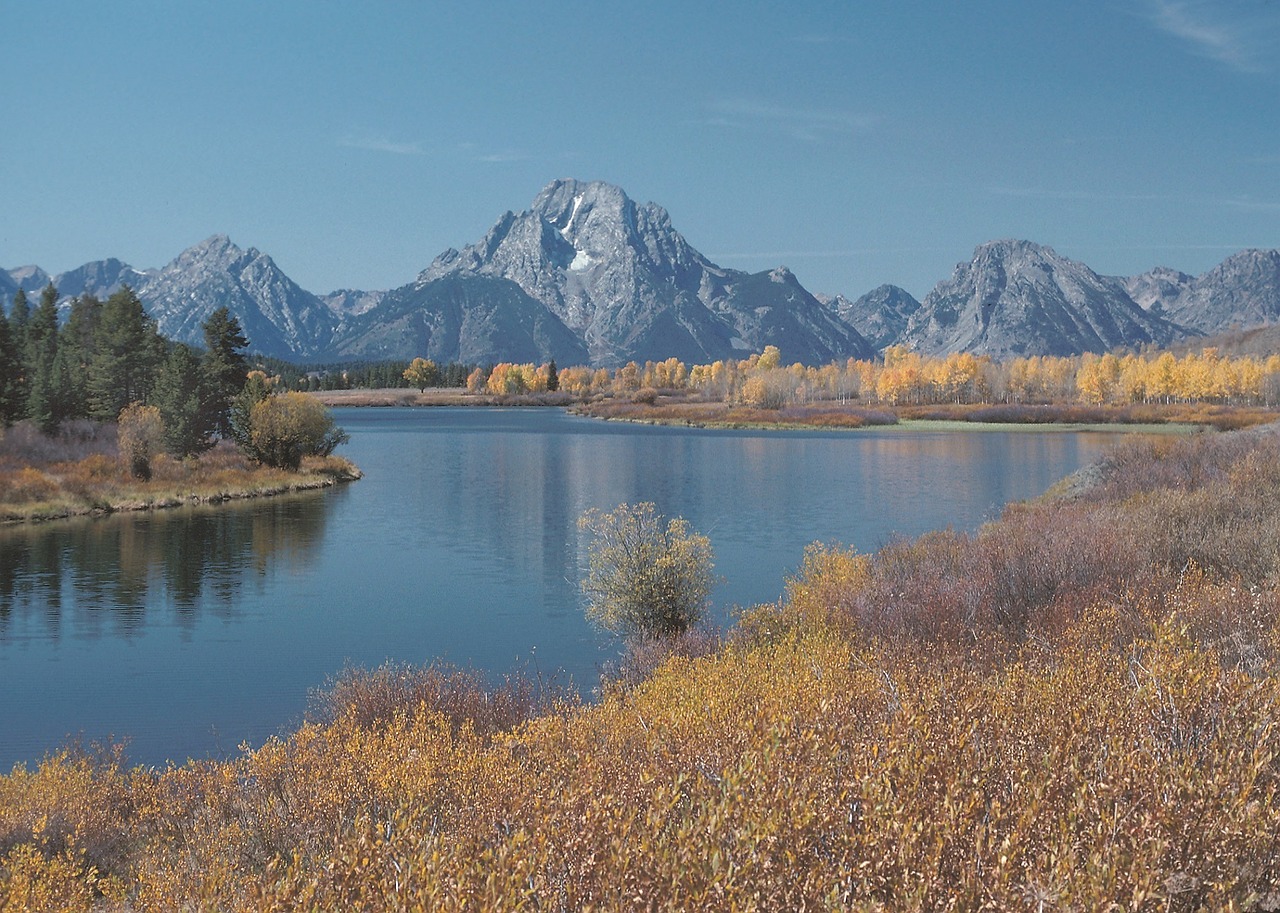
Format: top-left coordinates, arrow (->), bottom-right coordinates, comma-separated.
578,502 -> 715,638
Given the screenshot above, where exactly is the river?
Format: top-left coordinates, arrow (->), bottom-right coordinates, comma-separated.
0,408 -> 1130,769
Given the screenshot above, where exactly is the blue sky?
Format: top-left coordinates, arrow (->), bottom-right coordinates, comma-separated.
3,0 -> 1277,299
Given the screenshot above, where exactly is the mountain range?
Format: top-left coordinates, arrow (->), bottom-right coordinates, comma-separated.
4,179 -> 1279,365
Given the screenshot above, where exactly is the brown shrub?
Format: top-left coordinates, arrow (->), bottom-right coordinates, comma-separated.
310,662 -> 574,736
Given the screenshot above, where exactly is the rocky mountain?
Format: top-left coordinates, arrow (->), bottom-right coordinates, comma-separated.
1123,266 -> 1193,316
335,273 -> 589,365
321,288 -> 387,319
1131,249 -> 1280,334
6,265 -> 52,295
404,178 -> 875,366
134,235 -> 336,360
54,258 -> 156,302
819,285 -> 921,352
900,240 -> 1179,358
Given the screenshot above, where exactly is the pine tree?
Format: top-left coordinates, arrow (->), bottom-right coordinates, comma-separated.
153,343 -> 212,456
200,307 -> 249,438
88,286 -> 162,420
6,289 -> 30,412
0,307 -> 21,425
24,284 -> 61,432
56,295 -> 103,421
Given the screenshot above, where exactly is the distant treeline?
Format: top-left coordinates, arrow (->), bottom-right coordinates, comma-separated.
256,357 -> 476,392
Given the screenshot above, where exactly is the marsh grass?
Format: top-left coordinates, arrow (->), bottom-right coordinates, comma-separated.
1,421 -> 360,523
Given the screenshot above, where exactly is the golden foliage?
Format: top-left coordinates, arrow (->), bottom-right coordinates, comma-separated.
6,428 -> 1280,909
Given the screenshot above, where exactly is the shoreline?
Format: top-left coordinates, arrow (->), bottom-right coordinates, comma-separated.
1,459 -> 362,525
309,388 -> 1274,433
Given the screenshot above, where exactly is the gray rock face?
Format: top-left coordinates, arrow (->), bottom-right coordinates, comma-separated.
6,265 -> 52,295
137,235 -> 335,359
901,240 -> 1178,358
321,288 -> 387,319
336,274 -> 589,365
1142,249 -> 1280,333
54,258 -> 155,302
1124,266 -> 1193,315
820,285 -> 921,351
414,178 -> 875,366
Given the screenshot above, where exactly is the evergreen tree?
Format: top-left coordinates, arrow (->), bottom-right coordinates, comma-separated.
153,343 -> 211,456
88,286 -> 162,420
0,308 -> 21,425
8,288 -> 30,339
200,307 -> 249,437
24,284 -> 61,432
6,289 -> 30,411
56,295 -> 103,421
547,358 -> 559,392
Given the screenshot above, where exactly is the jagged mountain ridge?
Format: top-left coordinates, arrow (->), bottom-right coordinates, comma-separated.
1129,249 -> 1280,333
405,178 -> 875,366
4,181 -> 1280,363
135,235 -> 337,360
900,240 -> 1181,358
819,285 -> 922,352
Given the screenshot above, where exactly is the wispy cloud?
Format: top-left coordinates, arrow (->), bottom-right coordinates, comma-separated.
789,34 -> 854,46
1145,0 -> 1276,73
705,98 -> 876,142
1218,196 -> 1280,213
337,134 -> 425,156
990,184 -> 1280,214
476,150 -> 529,164
988,185 -> 1171,203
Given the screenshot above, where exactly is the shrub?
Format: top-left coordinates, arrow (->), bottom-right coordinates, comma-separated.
579,502 -> 716,638
240,392 -> 348,471
116,403 -> 164,481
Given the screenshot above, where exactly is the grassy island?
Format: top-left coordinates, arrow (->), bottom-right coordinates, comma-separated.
0,420 -> 360,524
3,422 -> 1280,908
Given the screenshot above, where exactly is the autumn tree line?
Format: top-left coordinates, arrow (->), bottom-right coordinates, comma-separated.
0,285 -> 344,473
454,344 -> 1280,409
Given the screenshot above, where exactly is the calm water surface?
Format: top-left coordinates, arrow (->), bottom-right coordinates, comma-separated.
0,408 -> 1129,769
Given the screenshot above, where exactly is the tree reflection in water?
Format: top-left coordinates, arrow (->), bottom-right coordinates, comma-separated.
0,489 -> 334,641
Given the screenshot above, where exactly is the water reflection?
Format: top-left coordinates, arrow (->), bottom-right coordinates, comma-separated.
0,409 -> 1130,770
0,490 -> 333,641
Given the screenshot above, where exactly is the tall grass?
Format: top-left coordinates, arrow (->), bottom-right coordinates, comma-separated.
1,421 -> 359,522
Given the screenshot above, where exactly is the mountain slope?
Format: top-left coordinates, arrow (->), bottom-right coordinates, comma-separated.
411,178 -> 875,366
1146,249 -> 1280,333
136,235 -> 336,359
820,285 -> 921,351
336,274 -> 589,365
54,258 -> 155,302
901,240 -> 1179,358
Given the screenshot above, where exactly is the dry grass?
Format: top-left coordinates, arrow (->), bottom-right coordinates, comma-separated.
0,422 -> 360,523
576,397 -> 898,429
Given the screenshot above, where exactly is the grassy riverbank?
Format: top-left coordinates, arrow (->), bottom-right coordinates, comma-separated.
574,396 -> 1278,432
0,421 -> 360,524
311,386 -> 1278,432
3,425 -> 1280,908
